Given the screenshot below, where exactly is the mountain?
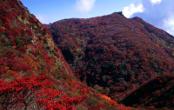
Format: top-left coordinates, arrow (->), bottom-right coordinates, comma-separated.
48,12 -> 174,109
121,75 -> 174,108
0,0 -> 133,110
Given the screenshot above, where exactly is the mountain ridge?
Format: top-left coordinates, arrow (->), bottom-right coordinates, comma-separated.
0,0 -> 133,109
48,11 -> 174,109
0,0 -> 173,109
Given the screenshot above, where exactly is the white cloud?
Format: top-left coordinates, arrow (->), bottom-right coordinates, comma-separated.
163,15 -> 174,35
149,0 -> 162,5
122,0 -> 174,36
76,0 -> 96,12
122,3 -> 144,18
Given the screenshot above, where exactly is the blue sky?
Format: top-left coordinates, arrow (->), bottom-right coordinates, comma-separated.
21,0 -> 174,35
21,0 -> 140,23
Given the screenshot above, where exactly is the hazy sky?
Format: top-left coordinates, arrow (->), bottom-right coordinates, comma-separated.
21,0 -> 174,36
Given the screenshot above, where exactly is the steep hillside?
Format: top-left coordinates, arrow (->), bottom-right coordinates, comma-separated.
0,0 -> 133,110
121,75 -> 174,109
48,12 -> 174,108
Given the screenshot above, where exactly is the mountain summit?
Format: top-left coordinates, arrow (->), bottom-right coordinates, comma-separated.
49,12 -> 174,109
0,0 -> 173,109
0,0 -> 132,110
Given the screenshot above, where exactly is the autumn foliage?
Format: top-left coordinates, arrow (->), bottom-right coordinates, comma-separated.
48,11 -> 174,105
0,0 -> 135,110
0,74 -> 87,110
2,0 -> 173,109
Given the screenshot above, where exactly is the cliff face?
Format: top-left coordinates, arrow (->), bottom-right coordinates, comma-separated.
48,12 -> 174,109
0,0 -> 131,110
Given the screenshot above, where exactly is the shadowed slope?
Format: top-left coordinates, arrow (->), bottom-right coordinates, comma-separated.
121,75 -> 174,109
48,12 -> 174,109
0,0 -> 132,109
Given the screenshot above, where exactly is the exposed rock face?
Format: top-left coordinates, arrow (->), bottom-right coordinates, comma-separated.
0,0 -> 130,110
48,12 -> 174,109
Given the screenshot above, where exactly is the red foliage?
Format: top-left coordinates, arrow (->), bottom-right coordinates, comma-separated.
0,74 -> 87,110
48,12 -> 174,103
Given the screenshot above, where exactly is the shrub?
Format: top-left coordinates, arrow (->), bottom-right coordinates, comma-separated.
0,74 -> 85,110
